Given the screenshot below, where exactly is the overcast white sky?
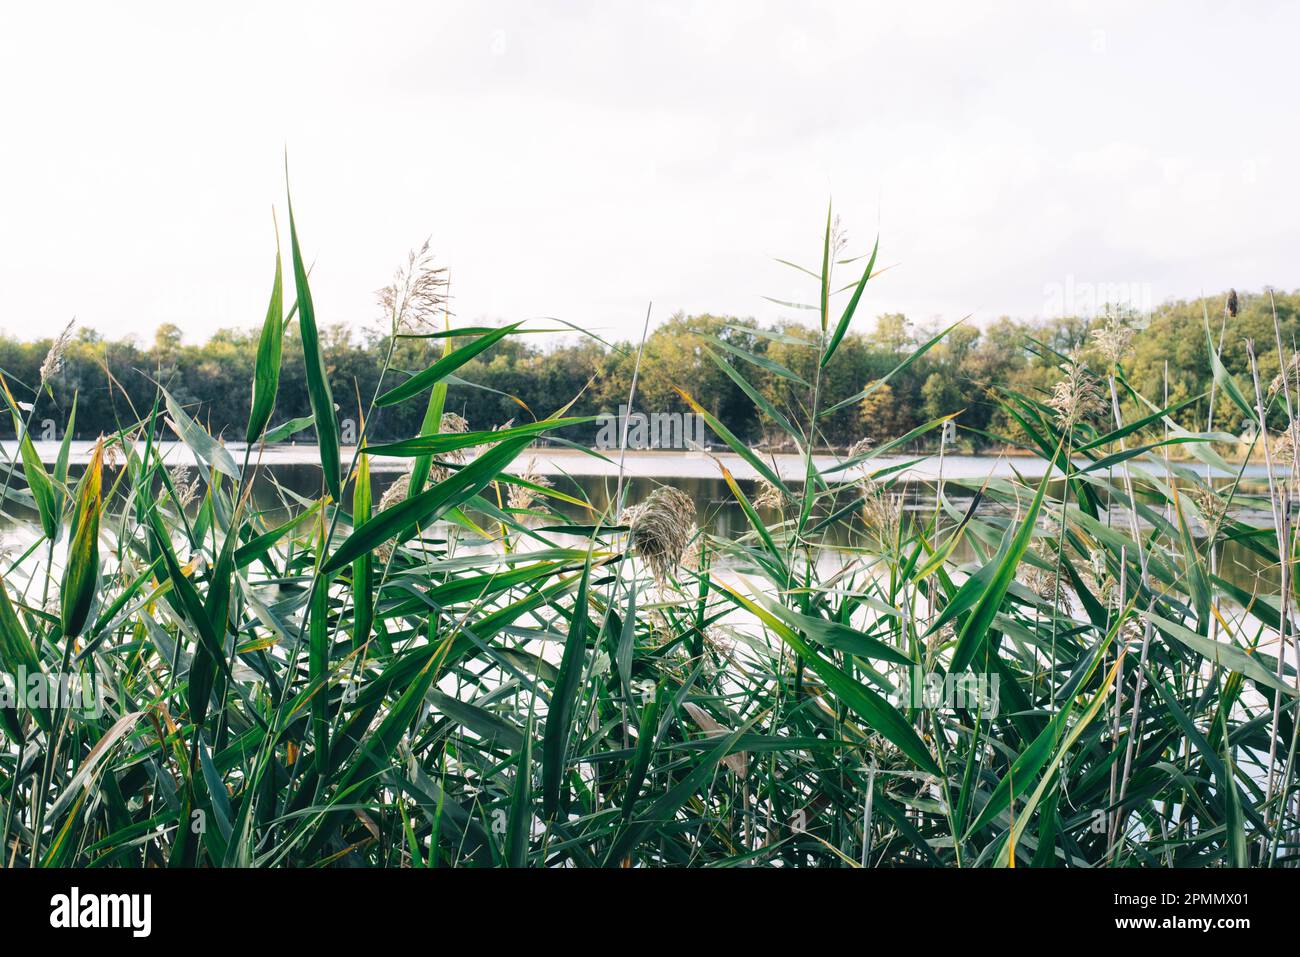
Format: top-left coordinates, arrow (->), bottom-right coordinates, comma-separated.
1,1 -> 1296,346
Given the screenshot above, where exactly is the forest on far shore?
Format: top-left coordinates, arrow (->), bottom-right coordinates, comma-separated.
3,288 -> 1296,451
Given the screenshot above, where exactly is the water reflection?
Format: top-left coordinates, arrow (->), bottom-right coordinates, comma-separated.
6,462 -> 1276,599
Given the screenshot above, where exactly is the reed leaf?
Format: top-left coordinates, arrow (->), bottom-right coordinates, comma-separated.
59,438 -> 102,639
246,241 -> 285,443
287,177 -> 342,499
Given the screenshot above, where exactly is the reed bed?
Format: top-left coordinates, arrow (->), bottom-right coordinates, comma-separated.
0,197 -> 1296,868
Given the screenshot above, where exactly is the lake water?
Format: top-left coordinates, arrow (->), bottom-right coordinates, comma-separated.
1,440 -> 1282,593
3,440 -> 1279,483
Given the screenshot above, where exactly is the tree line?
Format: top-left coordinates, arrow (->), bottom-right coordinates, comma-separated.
4,288 -> 1296,450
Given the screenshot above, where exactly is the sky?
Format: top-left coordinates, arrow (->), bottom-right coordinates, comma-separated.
1,1 -> 1296,347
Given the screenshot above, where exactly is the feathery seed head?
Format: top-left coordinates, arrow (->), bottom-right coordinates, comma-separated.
1272,420 -> 1300,465
169,466 -> 200,509
621,486 -> 697,585
1048,362 -> 1106,431
429,412 -> 471,484
860,478 -> 903,547
1091,314 -> 1134,366
377,239 -> 448,336
752,478 -> 785,510
1268,353 -> 1300,400
846,436 -> 874,462
1021,546 -> 1072,612
1187,484 -> 1228,540
378,472 -> 411,513
507,458 -> 551,512
40,320 -> 75,384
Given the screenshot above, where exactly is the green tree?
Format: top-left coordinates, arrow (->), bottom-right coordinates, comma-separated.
859,381 -> 908,443
921,372 -> 962,422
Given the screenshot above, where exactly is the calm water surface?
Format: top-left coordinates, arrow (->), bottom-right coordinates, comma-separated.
1,442 -> 1281,594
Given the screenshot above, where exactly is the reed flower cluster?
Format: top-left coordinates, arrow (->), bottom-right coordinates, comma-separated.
506,458 -> 552,512
1091,314 -> 1134,367
429,412 -> 471,483
39,319 -> 75,385
379,413 -> 474,514
377,239 -> 448,336
752,478 -> 785,510
1048,362 -> 1106,431
1268,353 -> 1300,400
1272,420 -> 1300,465
169,465 -> 201,509
1021,545 -> 1071,611
621,486 -> 697,585
1187,484 -> 1229,541
859,478 -> 902,547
